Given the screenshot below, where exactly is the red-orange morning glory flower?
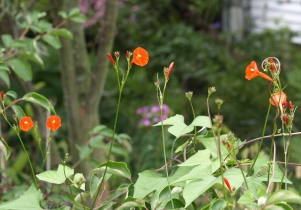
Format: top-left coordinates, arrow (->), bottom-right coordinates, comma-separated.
245,61 -> 273,82
270,91 -> 287,107
19,116 -> 34,132
46,115 -> 61,131
131,47 -> 149,66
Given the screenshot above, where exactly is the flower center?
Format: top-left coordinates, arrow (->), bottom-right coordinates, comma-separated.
250,68 -> 254,71
136,54 -> 141,60
52,120 -> 56,124
24,121 -> 28,124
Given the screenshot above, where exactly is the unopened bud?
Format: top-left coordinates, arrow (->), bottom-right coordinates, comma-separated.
185,91 -> 193,100
215,98 -> 224,109
114,51 -> 120,59
208,86 -> 216,97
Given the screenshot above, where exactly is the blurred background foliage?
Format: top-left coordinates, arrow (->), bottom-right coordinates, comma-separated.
2,0 -> 301,201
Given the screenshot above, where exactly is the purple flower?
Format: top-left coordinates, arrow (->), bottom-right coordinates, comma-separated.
151,105 -> 160,113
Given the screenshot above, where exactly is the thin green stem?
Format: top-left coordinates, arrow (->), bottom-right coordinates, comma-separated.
157,80 -> 174,209
17,134 -> 38,188
279,133 -> 292,189
206,97 -> 229,209
267,120 -> 277,185
188,99 -> 197,143
248,102 -> 272,176
92,63 -> 131,209
91,90 -> 122,209
228,152 -> 248,190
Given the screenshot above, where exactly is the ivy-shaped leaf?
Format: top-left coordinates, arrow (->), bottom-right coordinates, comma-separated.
36,164 -> 74,184
0,184 -> 43,210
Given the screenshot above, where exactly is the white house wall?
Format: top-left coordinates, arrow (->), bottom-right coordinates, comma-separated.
250,0 -> 301,44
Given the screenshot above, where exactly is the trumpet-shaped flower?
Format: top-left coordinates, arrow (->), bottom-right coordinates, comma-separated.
270,91 -> 287,107
131,47 -> 149,66
245,61 -> 273,82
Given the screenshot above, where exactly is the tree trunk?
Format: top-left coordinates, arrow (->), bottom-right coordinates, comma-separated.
55,0 -> 119,175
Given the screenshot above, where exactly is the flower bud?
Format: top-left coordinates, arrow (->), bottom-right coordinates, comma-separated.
208,86 -> 216,97
154,79 -> 160,88
185,91 -> 193,100
114,51 -> 120,59
165,62 -> 174,79
73,173 -> 86,189
107,53 -> 116,67
125,51 -> 131,60
1,91 -> 4,101
215,98 -> 224,109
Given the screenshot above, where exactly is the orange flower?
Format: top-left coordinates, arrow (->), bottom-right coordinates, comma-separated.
19,116 -> 34,132
270,91 -> 287,107
46,115 -> 61,131
131,47 -> 149,66
223,177 -> 232,193
245,61 -> 273,82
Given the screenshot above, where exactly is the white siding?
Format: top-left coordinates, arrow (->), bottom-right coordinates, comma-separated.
250,0 -> 301,44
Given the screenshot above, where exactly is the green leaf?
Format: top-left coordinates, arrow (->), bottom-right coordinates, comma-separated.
246,177 -> 266,199
190,116 -> 211,128
6,90 -> 17,100
30,20 -> 52,33
264,205 -> 289,210
90,173 -> 112,198
75,144 -> 93,160
154,186 -> 183,209
175,141 -> 189,153
183,173 -> 216,207
0,137 -> 11,160
183,168 -> 245,208
237,190 -> 255,206
178,149 -> 211,167
0,62 -> 10,72
36,164 -> 74,184
172,165 -> 212,185
0,184 -> 43,209
22,92 -> 55,113
58,11 -> 68,19
20,51 -> 44,67
266,190 -> 301,205
153,114 -> 193,138
253,156 -> 291,183
68,8 -> 86,23
117,201 -> 142,210
0,71 -> 10,87
164,199 -> 186,209
7,58 -> 32,81
92,161 -> 131,179
273,203 -> 293,210
98,201 -> 116,210
197,133 -> 229,158
210,198 -> 227,210
89,124 -> 107,135
51,28 -> 73,39
133,167 -> 191,199
68,8 -> 81,16
42,34 -> 61,49
1,34 -> 13,48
